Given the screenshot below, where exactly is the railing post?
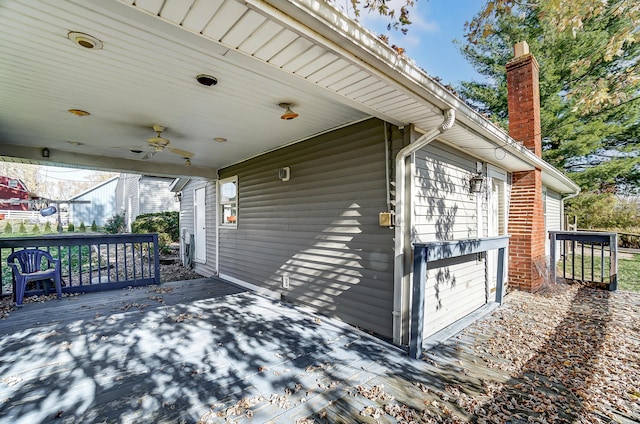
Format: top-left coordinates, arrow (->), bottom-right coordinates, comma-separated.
549,232 -> 557,284
409,245 -> 427,359
496,246 -> 505,304
609,233 -> 618,291
153,233 -> 161,285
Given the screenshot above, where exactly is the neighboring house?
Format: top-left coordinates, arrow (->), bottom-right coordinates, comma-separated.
173,40 -> 579,347
69,174 -> 179,229
68,176 -> 119,227
115,174 -> 180,231
0,176 -> 37,211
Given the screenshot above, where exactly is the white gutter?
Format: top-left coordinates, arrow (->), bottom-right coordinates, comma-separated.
392,109 -> 455,345
255,0 -> 579,196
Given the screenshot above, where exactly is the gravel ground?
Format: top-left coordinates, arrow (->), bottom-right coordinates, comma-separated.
450,284 -> 640,423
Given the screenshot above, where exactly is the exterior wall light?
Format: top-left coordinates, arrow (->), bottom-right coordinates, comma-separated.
470,173 -> 484,194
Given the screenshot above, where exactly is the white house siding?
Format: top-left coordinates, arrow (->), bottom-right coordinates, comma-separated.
115,174 -> 141,230
178,179 -> 217,277
138,176 -> 180,215
217,119 -> 396,338
69,178 -> 118,227
413,141 -> 488,338
545,187 -> 563,258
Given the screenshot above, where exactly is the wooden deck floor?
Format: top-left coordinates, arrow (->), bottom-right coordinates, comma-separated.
0,279 -> 638,423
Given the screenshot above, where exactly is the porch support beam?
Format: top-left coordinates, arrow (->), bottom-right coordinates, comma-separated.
0,144 -> 217,179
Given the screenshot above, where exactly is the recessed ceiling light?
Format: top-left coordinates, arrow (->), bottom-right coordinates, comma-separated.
67,31 -> 103,50
68,109 -> 90,117
196,74 -> 218,86
214,137 -> 227,143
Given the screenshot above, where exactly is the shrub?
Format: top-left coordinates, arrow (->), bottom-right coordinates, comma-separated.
18,222 -> 27,233
4,222 -> 12,234
131,211 -> 179,241
67,222 -> 75,232
44,222 -> 52,233
91,220 -> 98,232
566,193 -> 639,230
131,211 -> 179,254
79,222 -> 86,232
104,213 -> 126,234
32,223 -> 40,234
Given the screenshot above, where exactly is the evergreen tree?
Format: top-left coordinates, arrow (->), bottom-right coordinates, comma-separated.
458,0 -> 640,194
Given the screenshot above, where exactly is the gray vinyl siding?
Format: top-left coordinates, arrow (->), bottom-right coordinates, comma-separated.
179,179 -> 217,277
218,119 -> 395,337
545,187 -> 562,257
138,177 -> 180,215
69,178 -> 118,227
413,141 -> 488,338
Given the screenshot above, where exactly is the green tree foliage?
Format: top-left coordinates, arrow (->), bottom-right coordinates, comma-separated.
4,222 -> 12,234
79,222 -> 86,232
32,223 -> 40,234
44,221 -> 52,233
91,220 -> 98,232
345,0 -> 414,34
67,222 -> 75,232
18,222 -> 26,233
459,0 -> 640,194
566,193 -> 639,230
104,213 -> 126,234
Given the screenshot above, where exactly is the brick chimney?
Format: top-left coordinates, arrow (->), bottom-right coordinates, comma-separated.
506,41 -> 546,291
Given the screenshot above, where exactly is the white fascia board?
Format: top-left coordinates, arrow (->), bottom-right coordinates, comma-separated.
255,0 -> 579,195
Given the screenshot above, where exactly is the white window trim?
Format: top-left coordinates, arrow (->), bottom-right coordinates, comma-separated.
218,176 -> 238,228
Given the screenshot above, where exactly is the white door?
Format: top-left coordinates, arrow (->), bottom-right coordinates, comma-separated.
194,187 -> 206,263
487,167 -> 507,295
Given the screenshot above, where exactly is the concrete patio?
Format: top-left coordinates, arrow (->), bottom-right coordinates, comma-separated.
0,279 -> 638,423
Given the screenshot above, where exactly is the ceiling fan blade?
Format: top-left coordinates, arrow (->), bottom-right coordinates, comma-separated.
167,146 -> 194,158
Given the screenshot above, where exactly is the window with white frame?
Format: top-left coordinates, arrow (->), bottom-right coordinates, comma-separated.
218,176 -> 238,227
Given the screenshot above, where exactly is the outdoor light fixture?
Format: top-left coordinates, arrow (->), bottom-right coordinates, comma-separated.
469,172 -> 484,194
279,103 -> 299,120
67,31 -> 103,50
42,148 -> 50,158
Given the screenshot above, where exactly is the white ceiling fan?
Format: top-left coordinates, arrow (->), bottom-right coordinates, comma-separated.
143,124 -> 194,162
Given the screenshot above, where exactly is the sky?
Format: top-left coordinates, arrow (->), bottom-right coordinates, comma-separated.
354,0 -> 485,85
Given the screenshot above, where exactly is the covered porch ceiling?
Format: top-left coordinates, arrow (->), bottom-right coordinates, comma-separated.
0,0 -> 578,194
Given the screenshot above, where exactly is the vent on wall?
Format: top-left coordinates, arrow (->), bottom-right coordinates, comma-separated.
278,167 -> 290,181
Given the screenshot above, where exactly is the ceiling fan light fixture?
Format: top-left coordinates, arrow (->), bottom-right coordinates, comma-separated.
67,31 -> 103,50
279,102 -> 299,120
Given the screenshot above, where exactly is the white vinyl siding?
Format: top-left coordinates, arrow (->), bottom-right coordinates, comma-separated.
179,179 -> 217,278
413,141 -> 488,338
545,187 -> 562,257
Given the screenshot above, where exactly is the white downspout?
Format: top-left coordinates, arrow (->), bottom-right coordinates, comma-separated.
560,190 -> 581,230
392,109 -> 456,345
